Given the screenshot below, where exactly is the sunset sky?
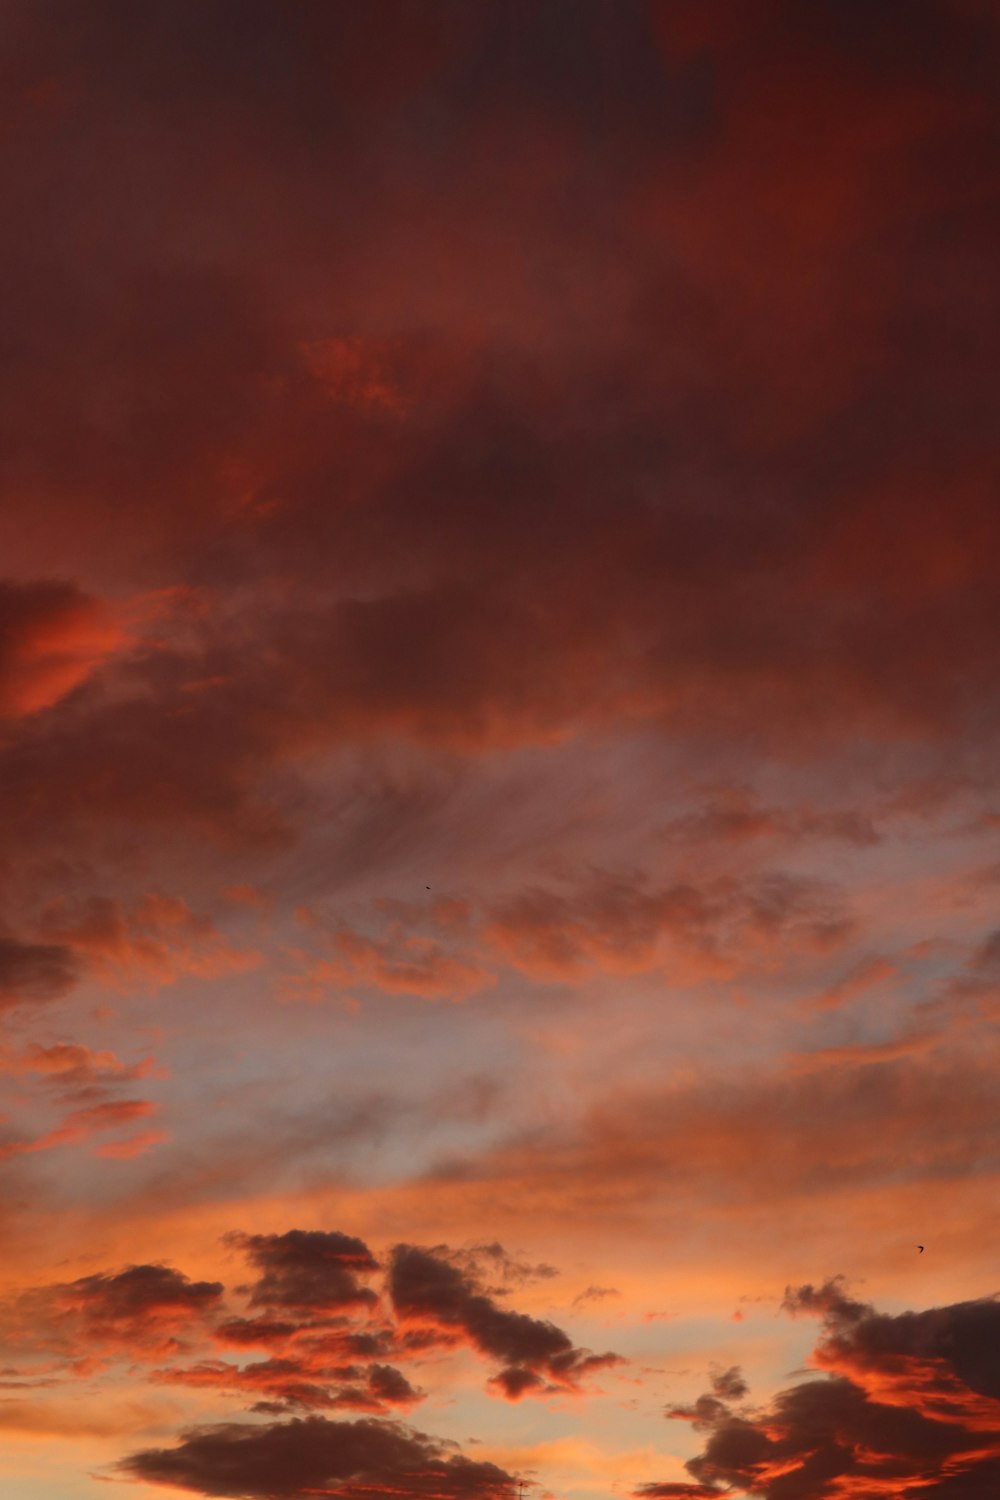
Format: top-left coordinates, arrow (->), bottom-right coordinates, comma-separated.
2,3 -> 999,1498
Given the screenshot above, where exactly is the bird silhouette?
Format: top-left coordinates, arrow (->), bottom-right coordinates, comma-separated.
917,1245 -> 924,1253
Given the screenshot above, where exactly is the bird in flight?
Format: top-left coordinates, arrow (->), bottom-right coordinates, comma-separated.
917,1245 -> 924,1253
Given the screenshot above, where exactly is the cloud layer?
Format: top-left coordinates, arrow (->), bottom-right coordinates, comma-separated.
0,3 -> 997,1498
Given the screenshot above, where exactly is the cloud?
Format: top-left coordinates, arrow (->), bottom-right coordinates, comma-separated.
94,1127 -> 169,1159
117,1414 -> 517,1499
301,336 -> 414,417
0,3 -> 998,1491
660,787 -> 880,851
0,0 -> 996,853
0,1097 -> 160,1160
0,1040 -> 155,1090
285,862 -> 858,1010
786,1277 -> 1000,1420
38,891 -> 262,989
389,1243 -> 620,1398
229,1229 -> 380,1314
805,954 -> 898,1012
572,1286 -> 621,1311
0,579 -> 126,719
418,1045 -> 1000,1222
300,927 -> 493,1002
447,1243 -> 559,1295
651,1284 -> 1000,1499
153,1354 -> 421,1415
708,1366 -> 748,1402
635,1487 -> 722,1500
215,1317 -> 301,1348
0,935 -> 78,1010
483,869 -> 853,983
0,1263 -> 224,1360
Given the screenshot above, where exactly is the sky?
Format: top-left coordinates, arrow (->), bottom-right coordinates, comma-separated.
1,2 -> 999,1497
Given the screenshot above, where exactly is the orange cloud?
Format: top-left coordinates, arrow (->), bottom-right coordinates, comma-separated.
1,1098 -> 158,1159
0,1262 -> 224,1363
37,892 -> 261,989
645,1283 -> 1000,1498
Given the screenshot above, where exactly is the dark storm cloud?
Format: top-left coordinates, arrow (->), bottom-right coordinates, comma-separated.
389,1243 -> 620,1397
650,1285 -> 1000,1499
117,1413 -> 517,1500
229,1229 -> 380,1313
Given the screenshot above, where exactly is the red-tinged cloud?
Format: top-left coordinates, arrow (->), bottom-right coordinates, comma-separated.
423,1046 -> 1000,1219
292,927 -> 494,1004
0,1263 -> 224,1362
389,1244 -> 620,1398
55,1264 -> 223,1342
288,868 -> 854,1005
38,892 -> 261,989
229,1229 -> 380,1314
785,1279 -> 1000,1427
0,1 -> 996,818
117,1414 -> 517,1500
0,580 -> 125,719
661,789 -> 880,851
215,1317 -> 301,1349
806,955 -> 898,1012
1,1097 -> 158,1159
483,870 -> 852,982
301,337 -> 414,417
649,1285 -> 1000,1499
333,928 -> 493,1001
95,1127 -> 169,1159
154,1355 -> 421,1415
0,1041 -> 155,1088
